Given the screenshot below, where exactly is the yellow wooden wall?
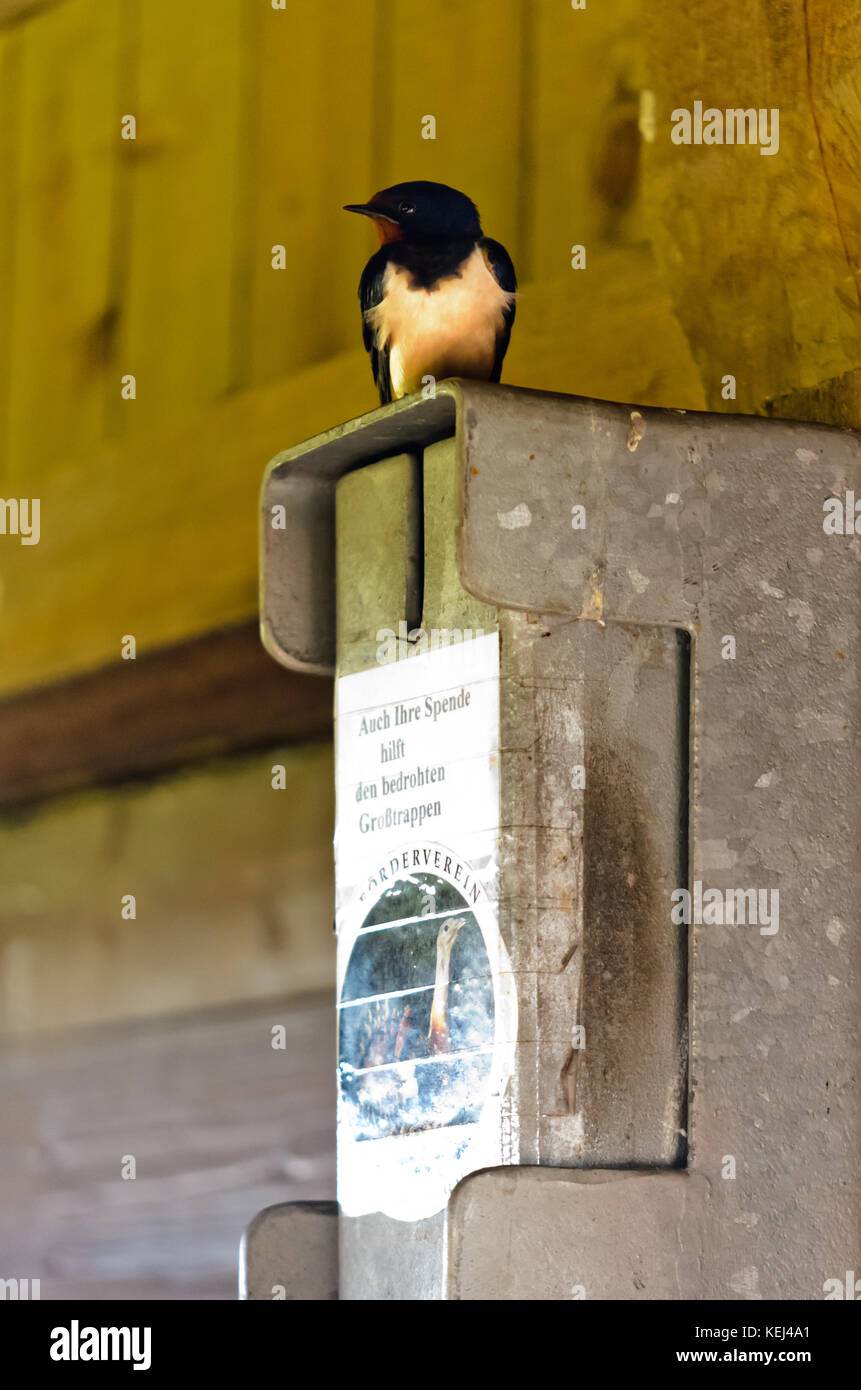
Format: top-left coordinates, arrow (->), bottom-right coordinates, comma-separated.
0,0 -> 858,698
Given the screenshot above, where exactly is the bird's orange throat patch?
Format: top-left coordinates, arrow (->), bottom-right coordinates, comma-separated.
373,217 -> 402,246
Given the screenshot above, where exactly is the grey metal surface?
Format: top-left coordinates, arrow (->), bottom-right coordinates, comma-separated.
334,436 -> 690,1299
335,442 -> 689,1298
454,384 -> 859,627
448,1168 -> 703,1300
448,1160 -> 851,1301
240,1201 -> 338,1301
451,386 -> 860,1297
421,434 -> 690,1170
495,614 -> 689,1169
259,382 -> 860,1298
260,390 -> 456,674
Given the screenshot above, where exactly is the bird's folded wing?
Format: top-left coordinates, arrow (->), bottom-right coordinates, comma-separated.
478,236 -> 517,383
359,249 -> 394,406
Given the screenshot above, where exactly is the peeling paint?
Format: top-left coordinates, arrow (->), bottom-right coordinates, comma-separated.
698,839 -> 739,870
758,579 -> 785,598
825,917 -> 845,946
579,576 -> 604,623
497,502 -> 531,530
627,410 -> 646,452
628,567 -> 650,594
786,597 -> 815,636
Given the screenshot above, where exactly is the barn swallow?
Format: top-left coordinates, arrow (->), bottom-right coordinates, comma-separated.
344,181 -> 517,405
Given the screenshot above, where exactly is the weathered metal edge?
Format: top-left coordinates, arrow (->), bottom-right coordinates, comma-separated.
258,384 -> 462,675
454,389 -> 861,622
258,381 -> 861,672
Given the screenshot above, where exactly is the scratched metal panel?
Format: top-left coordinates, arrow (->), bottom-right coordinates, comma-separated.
334,432 -> 688,1298
448,1168 -> 699,1300
454,386 -> 860,1297
496,611 -> 688,1169
259,392 -> 456,674
240,1201 -> 338,1301
260,383 -> 859,1299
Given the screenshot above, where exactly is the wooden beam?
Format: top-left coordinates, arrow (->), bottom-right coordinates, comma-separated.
0,995 -> 335,1298
766,367 -> 861,429
0,621 -> 332,808
0,740 -> 336,1035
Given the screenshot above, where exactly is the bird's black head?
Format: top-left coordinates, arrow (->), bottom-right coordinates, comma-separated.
343,181 -> 482,245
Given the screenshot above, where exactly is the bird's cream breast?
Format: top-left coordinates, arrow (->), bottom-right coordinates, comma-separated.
366,246 -> 515,398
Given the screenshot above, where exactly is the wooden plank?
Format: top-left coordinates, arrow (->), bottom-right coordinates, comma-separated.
641,0 -> 861,413
379,0 -> 526,257
3,0 -> 121,484
805,0 -> 861,326
0,996 -> 335,1299
240,0 -> 376,388
0,621 -> 333,808
0,346 -> 371,698
504,245 -> 707,408
524,0 -> 645,282
0,740 -> 335,1036
109,0 -> 244,435
0,25 -> 20,488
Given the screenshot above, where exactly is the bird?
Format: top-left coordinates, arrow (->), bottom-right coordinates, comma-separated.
343,181 -> 517,405
427,916 -> 465,1054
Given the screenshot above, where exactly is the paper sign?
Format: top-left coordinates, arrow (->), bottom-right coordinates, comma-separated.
334,634 -> 516,1220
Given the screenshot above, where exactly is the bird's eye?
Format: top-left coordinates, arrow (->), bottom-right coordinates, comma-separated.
398,200 -> 415,215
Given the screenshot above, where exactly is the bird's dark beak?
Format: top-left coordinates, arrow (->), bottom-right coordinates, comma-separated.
344,202 -> 403,245
343,203 -> 397,225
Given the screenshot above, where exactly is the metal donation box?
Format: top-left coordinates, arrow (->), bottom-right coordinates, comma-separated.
245,382 -> 859,1301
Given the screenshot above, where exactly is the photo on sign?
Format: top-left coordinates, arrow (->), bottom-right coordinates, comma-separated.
338,870 -> 495,1143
